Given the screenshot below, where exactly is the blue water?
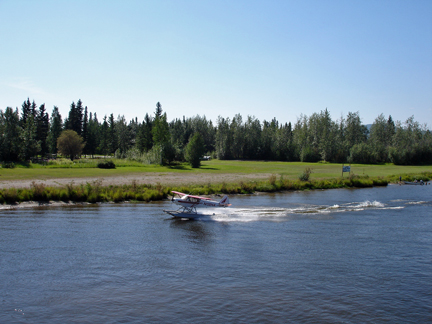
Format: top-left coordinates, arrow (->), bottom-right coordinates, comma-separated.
1,185 -> 431,323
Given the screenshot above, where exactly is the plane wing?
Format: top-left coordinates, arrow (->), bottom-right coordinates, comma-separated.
171,191 -> 213,201
187,194 -> 213,201
171,190 -> 186,196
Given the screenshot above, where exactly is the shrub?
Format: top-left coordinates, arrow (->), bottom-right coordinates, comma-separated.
112,190 -> 124,202
2,161 -> 15,169
3,189 -> 19,204
97,160 -> 116,169
373,177 -> 388,186
239,182 -> 252,192
18,188 -> 31,201
130,179 -> 138,192
128,146 -> 162,165
268,174 -> 277,187
30,181 -> 48,201
131,193 -> 142,201
299,167 -> 313,181
46,188 -> 60,201
59,189 -> 69,202
87,192 -> 99,203
220,182 -> 228,193
256,182 -> 276,192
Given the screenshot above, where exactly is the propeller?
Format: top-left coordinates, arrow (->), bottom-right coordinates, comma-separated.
169,192 -> 175,201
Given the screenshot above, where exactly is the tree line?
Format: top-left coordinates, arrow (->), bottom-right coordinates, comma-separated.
1,99 -> 431,165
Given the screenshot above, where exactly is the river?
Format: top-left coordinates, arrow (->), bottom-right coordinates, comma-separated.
1,184 -> 431,323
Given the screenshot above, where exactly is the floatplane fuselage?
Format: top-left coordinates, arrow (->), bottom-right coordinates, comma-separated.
164,191 -> 231,219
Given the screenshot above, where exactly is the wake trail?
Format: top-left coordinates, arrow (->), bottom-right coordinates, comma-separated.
204,200 -> 406,222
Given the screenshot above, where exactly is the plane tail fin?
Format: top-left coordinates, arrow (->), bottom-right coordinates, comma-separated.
219,196 -> 231,207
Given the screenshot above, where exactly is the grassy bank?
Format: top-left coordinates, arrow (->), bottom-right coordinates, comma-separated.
0,159 -> 431,182
0,174 -> 399,205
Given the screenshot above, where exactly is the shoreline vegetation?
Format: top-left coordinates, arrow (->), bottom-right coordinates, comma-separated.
1,175 -> 390,206
0,159 -> 431,207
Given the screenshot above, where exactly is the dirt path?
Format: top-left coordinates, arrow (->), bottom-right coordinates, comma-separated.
0,172 -> 273,189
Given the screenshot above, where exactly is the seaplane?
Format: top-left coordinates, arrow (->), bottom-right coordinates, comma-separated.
163,191 -> 231,219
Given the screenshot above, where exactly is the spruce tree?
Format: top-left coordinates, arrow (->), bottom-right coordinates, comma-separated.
20,98 -> 31,127
108,113 -> 116,154
82,106 -> 89,154
30,100 -> 37,118
47,106 -> 63,154
155,102 -> 162,119
74,99 -> 84,135
20,114 -> 40,161
136,113 -> 153,153
116,115 -> 132,156
86,112 -> 99,157
65,101 -> 75,130
98,116 -> 109,155
386,115 -> 396,146
36,103 -> 49,156
152,103 -> 170,164
185,132 -> 205,168
1,107 -> 21,161
65,100 -> 83,135
152,113 -> 170,147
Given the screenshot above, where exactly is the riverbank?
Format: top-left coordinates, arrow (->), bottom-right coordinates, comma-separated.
0,200 -> 92,210
0,174 -> 391,206
1,176 -> 431,209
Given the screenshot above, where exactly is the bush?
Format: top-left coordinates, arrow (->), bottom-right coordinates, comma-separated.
1,161 -> 15,169
268,174 -> 277,187
112,190 -> 123,202
373,177 -> 388,186
87,193 -> 98,203
299,167 -> 313,181
30,181 -> 48,201
59,190 -> 69,201
97,160 -> 116,169
3,188 -> 19,204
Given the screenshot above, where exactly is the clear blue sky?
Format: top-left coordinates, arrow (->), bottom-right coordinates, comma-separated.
1,0 -> 431,127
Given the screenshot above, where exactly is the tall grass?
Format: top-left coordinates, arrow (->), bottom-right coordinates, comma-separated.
0,180 -> 170,205
387,171 -> 432,182
45,158 -> 99,168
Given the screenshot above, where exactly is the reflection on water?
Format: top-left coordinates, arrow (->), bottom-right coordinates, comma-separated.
170,219 -> 214,243
1,185 -> 431,323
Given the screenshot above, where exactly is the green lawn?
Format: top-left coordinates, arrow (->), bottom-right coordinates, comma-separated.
198,160 -> 431,180
0,159 -> 431,182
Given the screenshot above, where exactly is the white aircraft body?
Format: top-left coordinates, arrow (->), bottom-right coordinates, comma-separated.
164,191 -> 231,219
